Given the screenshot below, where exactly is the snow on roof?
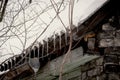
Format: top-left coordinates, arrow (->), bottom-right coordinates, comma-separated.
0,0 -> 108,64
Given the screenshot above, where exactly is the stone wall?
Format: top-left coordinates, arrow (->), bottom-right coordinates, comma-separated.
23,47 -> 105,80
22,46 -> 120,80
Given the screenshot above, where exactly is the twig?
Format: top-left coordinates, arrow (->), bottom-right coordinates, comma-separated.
59,0 -> 74,80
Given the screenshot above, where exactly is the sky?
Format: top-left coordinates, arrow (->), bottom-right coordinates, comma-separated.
0,0 -> 107,63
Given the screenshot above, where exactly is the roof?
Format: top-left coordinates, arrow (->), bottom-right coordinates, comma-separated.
0,0 -> 108,62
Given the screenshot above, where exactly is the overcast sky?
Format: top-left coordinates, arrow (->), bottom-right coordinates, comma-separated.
0,0 -> 107,63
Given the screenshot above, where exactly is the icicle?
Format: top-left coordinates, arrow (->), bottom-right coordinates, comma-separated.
59,34 -> 61,49
47,40 -> 49,54
11,57 -> 15,67
55,33 -> 59,50
37,42 -> 40,57
9,59 -> 12,70
7,61 -> 11,69
42,44 -> 44,59
37,43 -> 40,58
26,48 -> 29,56
33,46 -> 36,58
28,48 -> 31,63
60,30 -> 65,48
4,62 -> 6,71
20,55 -> 22,62
25,51 -> 28,62
14,57 -> 16,66
7,61 -> 9,69
33,42 -> 38,58
65,33 -> 67,45
21,50 -> 27,63
6,63 -> 8,71
43,39 -> 48,55
54,34 -> 56,51
5,62 -> 8,71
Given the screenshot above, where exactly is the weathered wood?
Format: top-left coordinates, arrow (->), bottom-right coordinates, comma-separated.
3,63 -> 34,80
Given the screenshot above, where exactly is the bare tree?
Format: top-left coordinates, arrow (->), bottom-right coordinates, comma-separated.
59,0 -> 74,79
0,1 -> 76,80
